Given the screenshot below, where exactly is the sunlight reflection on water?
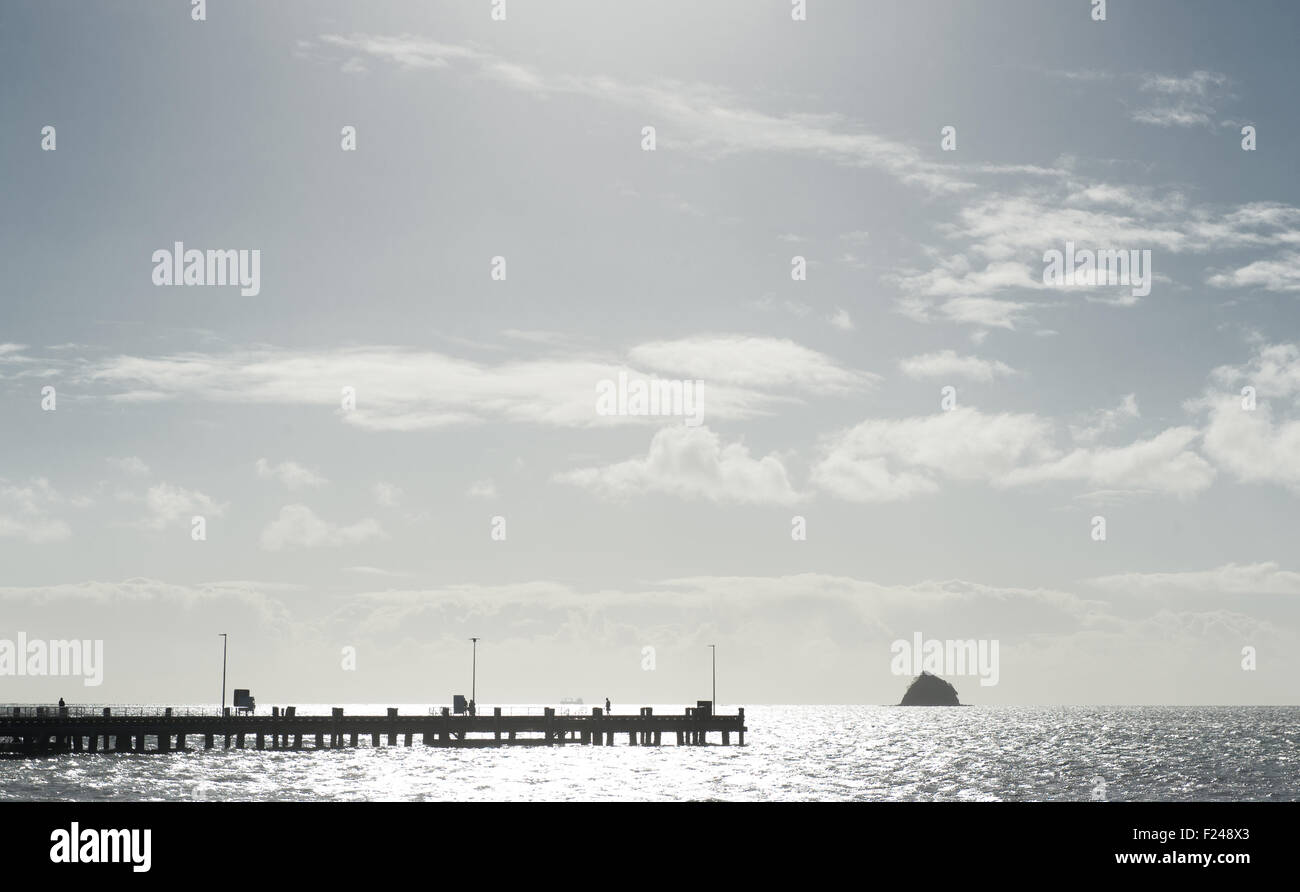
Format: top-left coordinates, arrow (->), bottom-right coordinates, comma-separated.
5,705 -> 1298,801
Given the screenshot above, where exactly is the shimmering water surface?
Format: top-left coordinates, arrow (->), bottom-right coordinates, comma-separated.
4,705 -> 1297,801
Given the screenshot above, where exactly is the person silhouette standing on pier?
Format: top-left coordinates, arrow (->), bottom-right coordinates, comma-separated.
605,697 -> 611,714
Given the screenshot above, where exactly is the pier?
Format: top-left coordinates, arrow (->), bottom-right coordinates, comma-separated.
0,704 -> 745,755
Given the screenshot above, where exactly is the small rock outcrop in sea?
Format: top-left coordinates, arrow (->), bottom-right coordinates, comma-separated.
899,671 -> 961,706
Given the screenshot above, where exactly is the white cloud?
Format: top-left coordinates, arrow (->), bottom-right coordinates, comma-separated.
1195,343 -> 1300,492
1131,71 -> 1228,128
1207,252 -> 1300,292
80,341 -> 869,431
467,479 -> 498,499
1140,71 -> 1228,97
256,458 -> 328,490
260,505 -> 386,551
1089,562 -> 1300,596
812,408 -> 1056,502
828,308 -> 855,331
627,335 -> 876,395
891,182 -> 1300,327
899,350 -> 1015,382
371,482 -> 403,507
0,477 -> 72,544
814,407 -> 1214,501
343,566 -> 412,579
1130,105 -> 1213,127
1069,393 -> 1140,443
107,456 -> 151,477
1000,426 -> 1216,499
555,425 -> 802,505
139,483 -> 226,531
311,33 -> 973,195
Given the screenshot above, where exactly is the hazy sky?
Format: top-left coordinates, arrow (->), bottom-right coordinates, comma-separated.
2,0 -> 1299,705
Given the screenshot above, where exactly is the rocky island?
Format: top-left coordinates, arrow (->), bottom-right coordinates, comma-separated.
899,671 -> 962,706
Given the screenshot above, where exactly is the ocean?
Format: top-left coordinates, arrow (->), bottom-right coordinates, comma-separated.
4,705 -> 1297,801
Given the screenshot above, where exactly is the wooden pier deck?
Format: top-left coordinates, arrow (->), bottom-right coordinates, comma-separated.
0,705 -> 746,755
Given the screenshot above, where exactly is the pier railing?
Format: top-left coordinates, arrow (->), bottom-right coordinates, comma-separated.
1,704 -> 216,718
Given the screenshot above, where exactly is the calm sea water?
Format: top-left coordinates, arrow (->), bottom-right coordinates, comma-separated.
4,705 -> 1297,801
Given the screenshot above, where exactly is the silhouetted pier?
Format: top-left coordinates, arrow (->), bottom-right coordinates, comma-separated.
0,704 -> 745,755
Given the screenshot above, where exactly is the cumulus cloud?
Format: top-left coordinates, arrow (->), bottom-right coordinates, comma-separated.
1207,251 -> 1300,293
138,483 -> 226,531
814,407 -> 1214,501
0,478 -> 74,544
1194,343 -> 1300,492
812,408 -> 1057,502
555,425 -> 802,505
256,458 -> 328,490
1069,393 -> 1140,443
260,505 -> 385,551
999,426 -> 1215,499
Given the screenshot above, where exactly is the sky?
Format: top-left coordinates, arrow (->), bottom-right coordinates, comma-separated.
1,0 -> 1299,706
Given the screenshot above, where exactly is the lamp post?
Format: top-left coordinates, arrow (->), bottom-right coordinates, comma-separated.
470,637 -> 479,707
218,633 -> 228,717
708,644 -> 716,710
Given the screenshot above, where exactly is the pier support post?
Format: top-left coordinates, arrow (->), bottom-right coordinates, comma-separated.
404,732 -> 412,747
204,734 -> 213,749
316,732 -> 324,749
177,733 -> 186,750
387,708 -> 398,745
294,734 -> 302,750
256,733 -> 264,750
350,732 -> 358,748
494,706 -> 501,741
88,735 -> 98,753
738,708 -> 745,746
159,734 -> 171,753
371,732 -> 380,748
236,733 -> 245,749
